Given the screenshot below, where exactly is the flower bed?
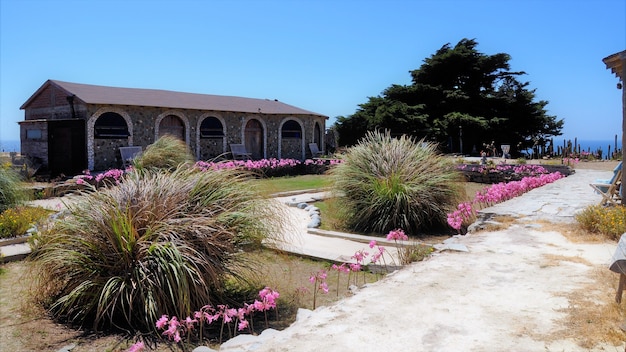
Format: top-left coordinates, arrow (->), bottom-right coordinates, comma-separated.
457,163 -> 573,184
447,172 -> 565,232
195,158 -> 342,178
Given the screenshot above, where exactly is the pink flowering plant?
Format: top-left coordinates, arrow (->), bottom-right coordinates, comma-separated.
195,158 -> 342,177
447,172 -> 564,233
75,168 -> 127,189
457,163 -> 555,183
309,228 -> 420,309
152,287 -> 280,348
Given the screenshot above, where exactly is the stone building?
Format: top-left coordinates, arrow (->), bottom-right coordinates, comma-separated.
19,80 -> 327,176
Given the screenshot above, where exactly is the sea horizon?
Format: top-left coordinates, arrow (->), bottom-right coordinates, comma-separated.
1,137 -> 623,155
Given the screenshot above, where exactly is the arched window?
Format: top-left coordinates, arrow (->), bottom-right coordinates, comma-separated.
281,120 -> 301,139
94,112 -> 129,139
200,117 -> 224,138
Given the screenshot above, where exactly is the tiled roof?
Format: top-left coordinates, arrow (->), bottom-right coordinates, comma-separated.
22,79 -> 327,117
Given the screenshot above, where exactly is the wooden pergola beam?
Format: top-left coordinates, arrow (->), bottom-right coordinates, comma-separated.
603,50 -> 626,202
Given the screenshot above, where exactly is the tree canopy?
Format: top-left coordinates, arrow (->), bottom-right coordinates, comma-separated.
334,39 -> 563,156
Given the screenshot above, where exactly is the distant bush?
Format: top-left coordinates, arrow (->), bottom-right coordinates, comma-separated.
0,206 -> 50,239
0,167 -> 27,213
133,135 -> 194,171
331,130 -> 463,235
575,205 -> 626,240
31,165 -> 284,333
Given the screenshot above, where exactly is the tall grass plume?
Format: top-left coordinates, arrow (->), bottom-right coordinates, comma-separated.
331,130 -> 463,235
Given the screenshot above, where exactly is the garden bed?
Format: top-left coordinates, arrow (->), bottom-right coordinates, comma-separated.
458,163 -> 573,183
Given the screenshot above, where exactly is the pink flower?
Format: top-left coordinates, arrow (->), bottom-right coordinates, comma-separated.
386,229 -> 408,241
369,240 -> 377,248
332,263 -> 350,273
156,315 -> 169,329
127,341 -> 145,352
238,319 -> 249,331
164,316 -> 180,337
351,250 -> 368,263
350,263 -> 361,272
183,316 -> 197,329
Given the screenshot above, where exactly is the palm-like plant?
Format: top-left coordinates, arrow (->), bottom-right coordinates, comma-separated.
331,130 -> 463,235
31,166 -> 283,332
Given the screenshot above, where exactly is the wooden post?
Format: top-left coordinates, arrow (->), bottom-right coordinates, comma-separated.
602,51 -> 626,202
617,274 -> 626,303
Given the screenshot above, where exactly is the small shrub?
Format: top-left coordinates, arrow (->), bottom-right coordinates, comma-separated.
30,165 -> 285,333
0,167 -> 27,213
575,205 -> 626,240
0,206 -> 50,239
331,130 -> 463,235
133,135 -> 194,171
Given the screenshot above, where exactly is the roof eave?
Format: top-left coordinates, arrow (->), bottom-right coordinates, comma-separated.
603,50 -> 626,80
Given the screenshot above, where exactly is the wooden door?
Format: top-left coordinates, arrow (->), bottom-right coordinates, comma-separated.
244,119 -> 263,159
49,120 -> 86,176
159,115 -> 185,140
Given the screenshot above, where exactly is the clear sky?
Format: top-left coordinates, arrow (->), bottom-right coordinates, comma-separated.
0,0 -> 624,144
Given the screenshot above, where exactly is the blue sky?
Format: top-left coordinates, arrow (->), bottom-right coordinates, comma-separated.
1,0 -> 624,145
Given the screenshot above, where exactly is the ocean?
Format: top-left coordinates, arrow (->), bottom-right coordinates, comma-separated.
0,140 -> 20,152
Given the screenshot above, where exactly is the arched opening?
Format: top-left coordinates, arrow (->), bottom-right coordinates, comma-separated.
159,115 -> 185,140
280,119 -> 303,159
200,116 -> 224,138
281,120 -> 302,139
313,122 -> 322,147
198,116 -> 225,160
94,112 -> 129,139
244,119 -> 264,159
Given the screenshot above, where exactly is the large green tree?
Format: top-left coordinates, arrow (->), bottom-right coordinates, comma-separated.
335,39 -> 563,155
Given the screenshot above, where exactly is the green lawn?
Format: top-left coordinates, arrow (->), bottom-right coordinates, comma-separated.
250,174 -> 332,195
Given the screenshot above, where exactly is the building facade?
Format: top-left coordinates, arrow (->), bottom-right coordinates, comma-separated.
19,80 -> 327,176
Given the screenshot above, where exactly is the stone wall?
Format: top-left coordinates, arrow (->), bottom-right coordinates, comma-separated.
84,106 -> 324,170
281,138 -> 303,160
19,120 -> 48,166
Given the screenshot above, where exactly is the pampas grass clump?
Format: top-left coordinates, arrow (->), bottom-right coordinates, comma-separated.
30,165 -> 284,333
133,135 -> 194,171
0,167 -> 26,213
331,130 -> 463,235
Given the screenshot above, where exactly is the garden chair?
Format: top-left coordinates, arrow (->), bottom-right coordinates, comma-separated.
119,146 -> 142,168
308,143 -> 323,158
589,161 -> 622,205
230,144 -> 252,160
